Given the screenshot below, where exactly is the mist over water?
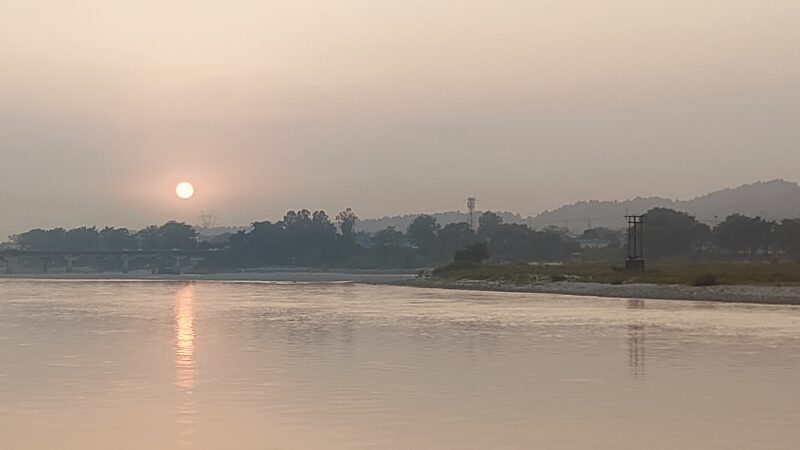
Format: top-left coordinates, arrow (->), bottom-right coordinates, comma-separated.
1,280 -> 799,449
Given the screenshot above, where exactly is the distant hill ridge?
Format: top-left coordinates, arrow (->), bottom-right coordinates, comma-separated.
356,179 -> 800,233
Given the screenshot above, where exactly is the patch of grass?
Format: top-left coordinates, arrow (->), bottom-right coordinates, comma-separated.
432,262 -> 800,286
433,261 -> 482,277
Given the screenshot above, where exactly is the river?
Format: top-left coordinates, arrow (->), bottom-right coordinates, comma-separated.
1,280 -> 798,449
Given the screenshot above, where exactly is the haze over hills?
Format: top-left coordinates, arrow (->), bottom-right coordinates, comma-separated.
356,180 -> 800,234
10,180 -> 794,240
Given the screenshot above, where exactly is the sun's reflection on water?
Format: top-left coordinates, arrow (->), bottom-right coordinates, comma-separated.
175,284 -> 196,442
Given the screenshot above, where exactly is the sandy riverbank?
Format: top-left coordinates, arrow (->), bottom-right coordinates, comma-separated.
386,278 -> 800,305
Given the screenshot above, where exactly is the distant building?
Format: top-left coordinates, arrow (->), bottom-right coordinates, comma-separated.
578,238 -> 610,249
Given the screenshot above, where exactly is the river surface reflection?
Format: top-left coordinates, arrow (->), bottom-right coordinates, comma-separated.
0,280 -> 799,449
175,285 -> 196,443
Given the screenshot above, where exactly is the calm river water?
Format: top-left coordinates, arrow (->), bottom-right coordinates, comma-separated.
1,280 -> 799,449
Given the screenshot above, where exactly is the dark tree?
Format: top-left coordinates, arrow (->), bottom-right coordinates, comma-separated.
372,226 -> 403,251
776,219 -> 800,257
335,208 -> 360,264
644,208 -> 710,259
65,227 -> 100,250
454,242 -> 489,263
12,227 -> 100,251
434,222 -> 477,263
99,227 -> 137,250
477,211 -> 503,241
371,227 -> 414,268
336,208 -> 358,237
308,210 -> 339,265
311,210 -> 336,234
12,228 -> 67,250
488,223 -> 534,262
227,229 -> 249,261
281,210 -> 312,265
283,210 -> 313,233
714,214 -> 774,254
243,221 -> 285,265
775,219 -> 800,258
531,226 -> 579,261
157,221 -> 199,250
136,226 -> 161,250
407,215 -> 440,256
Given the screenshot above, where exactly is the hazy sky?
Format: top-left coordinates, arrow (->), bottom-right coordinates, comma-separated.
2,0 -> 799,238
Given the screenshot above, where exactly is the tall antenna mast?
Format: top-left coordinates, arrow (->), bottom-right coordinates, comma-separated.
467,196 -> 477,229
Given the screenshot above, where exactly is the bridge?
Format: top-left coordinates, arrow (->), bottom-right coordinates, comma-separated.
0,249 -> 223,274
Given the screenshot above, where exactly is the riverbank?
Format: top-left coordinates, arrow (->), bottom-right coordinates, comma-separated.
0,270 -> 417,284
3,270 -> 800,305
386,278 -> 800,305
432,261 -> 800,286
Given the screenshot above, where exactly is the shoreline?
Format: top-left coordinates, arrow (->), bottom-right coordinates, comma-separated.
2,271 -> 800,306
0,270 -> 417,284
382,279 -> 800,306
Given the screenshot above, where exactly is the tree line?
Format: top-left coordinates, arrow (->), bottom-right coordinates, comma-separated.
640,207 -> 800,260
10,221 -> 200,252
6,207 -> 800,269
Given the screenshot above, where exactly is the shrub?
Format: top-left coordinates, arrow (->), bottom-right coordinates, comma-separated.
453,242 -> 489,263
691,273 -> 719,286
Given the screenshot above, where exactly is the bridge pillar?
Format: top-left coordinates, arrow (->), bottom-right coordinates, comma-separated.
64,255 -> 79,273
121,254 -> 130,274
174,255 -> 183,275
2,256 -> 17,274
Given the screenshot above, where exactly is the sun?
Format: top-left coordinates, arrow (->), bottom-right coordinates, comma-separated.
176,182 -> 195,200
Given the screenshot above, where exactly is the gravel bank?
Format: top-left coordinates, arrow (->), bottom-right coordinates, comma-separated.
388,279 -> 800,305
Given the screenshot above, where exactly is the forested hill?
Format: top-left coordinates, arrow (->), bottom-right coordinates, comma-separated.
356,180 -> 800,233
528,179 -> 800,232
